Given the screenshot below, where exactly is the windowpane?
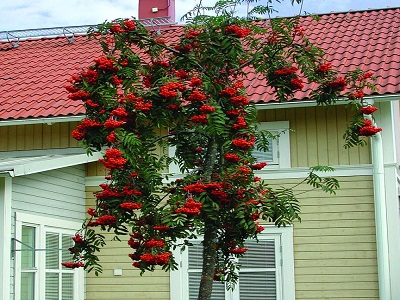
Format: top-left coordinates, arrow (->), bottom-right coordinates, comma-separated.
21,272 -> 35,300
239,271 -> 276,300
62,273 -> 74,300
240,239 -> 275,269
253,137 -> 276,163
188,241 -> 225,300
21,226 -> 35,269
188,242 -> 203,269
62,234 -> 74,270
188,272 -> 225,300
46,273 -> 59,300
46,232 -> 59,269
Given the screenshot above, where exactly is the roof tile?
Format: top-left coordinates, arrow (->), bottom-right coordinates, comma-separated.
1,8 -> 399,121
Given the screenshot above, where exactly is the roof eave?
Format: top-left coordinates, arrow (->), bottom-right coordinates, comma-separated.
0,152 -> 103,177
255,94 -> 400,110
0,115 -> 85,127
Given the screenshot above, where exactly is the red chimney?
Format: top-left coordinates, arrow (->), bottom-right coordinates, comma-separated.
138,0 -> 175,21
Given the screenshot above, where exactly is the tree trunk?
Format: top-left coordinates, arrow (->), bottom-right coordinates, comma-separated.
198,137 -> 218,300
197,224 -> 218,300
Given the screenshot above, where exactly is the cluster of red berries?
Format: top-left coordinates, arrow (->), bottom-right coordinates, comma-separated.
99,148 -> 127,169
225,25 -> 250,38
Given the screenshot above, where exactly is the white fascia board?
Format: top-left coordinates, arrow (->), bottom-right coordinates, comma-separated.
11,152 -> 103,177
255,94 -> 400,110
159,164 -> 375,184
0,115 -> 85,127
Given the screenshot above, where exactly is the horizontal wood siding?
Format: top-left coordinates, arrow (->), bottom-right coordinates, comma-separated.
0,122 -> 80,152
85,187 -> 170,300
268,176 -> 378,299
258,105 -> 371,167
86,161 -> 108,177
85,174 -> 377,300
12,166 -> 86,223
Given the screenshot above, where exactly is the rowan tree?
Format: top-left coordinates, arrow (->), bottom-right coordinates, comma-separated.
63,1 -> 378,299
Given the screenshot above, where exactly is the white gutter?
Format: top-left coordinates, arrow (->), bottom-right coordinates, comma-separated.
365,113 -> 391,299
255,94 -> 400,110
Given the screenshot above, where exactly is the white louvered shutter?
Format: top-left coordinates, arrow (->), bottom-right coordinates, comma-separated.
238,238 -> 278,300
61,234 -> 74,300
46,232 -> 60,300
45,232 -> 75,300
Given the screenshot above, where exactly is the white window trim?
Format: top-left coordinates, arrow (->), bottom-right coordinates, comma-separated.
14,212 -> 84,300
168,121 -> 290,174
257,121 -> 291,169
170,225 -> 295,300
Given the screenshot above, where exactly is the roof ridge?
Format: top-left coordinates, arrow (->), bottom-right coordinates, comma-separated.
2,7 -> 399,43
0,16 -> 178,43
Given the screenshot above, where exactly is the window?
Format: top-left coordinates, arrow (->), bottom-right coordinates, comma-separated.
170,226 -> 295,300
253,121 -> 290,169
14,213 -> 84,300
168,121 -> 290,174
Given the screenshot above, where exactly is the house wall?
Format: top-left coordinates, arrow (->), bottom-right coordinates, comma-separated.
0,122 -> 80,151
269,176 -> 378,300
85,187 -> 170,300
10,165 -> 86,300
84,175 -> 378,300
12,165 -> 86,222
0,105 -> 371,168
258,105 -> 371,167
82,104 -> 376,299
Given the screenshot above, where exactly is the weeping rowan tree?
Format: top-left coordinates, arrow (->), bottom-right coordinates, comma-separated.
63,0 -> 378,299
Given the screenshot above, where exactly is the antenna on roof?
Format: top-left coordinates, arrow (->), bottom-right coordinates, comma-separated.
63,27 -> 75,43
6,32 -> 19,48
138,16 -> 176,34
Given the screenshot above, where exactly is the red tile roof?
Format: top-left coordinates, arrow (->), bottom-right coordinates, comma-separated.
1,8 -> 399,121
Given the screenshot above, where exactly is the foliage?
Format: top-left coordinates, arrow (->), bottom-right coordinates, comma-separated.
63,0 -> 378,298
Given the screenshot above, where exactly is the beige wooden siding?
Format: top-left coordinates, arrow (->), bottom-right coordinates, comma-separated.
85,187 -> 170,300
0,122 -> 80,151
86,161 -> 108,177
85,175 -> 378,300
268,175 -> 378,299
258,105 -> 371,167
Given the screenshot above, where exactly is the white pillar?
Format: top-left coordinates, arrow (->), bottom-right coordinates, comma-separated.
377,101 -> 400,299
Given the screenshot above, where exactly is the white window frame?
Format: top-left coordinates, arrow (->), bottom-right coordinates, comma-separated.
256,121 -> 290,169
170,225 -> 295,300
14,212 -> 84,300
168,121 -> 290,174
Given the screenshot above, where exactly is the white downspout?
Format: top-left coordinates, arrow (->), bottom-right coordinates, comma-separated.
365,113 -> 391,299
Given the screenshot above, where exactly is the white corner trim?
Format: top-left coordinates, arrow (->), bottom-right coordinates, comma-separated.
0,177 -> 12,300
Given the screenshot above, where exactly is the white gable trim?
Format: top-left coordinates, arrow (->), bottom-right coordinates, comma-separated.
0,152 -> 102,177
